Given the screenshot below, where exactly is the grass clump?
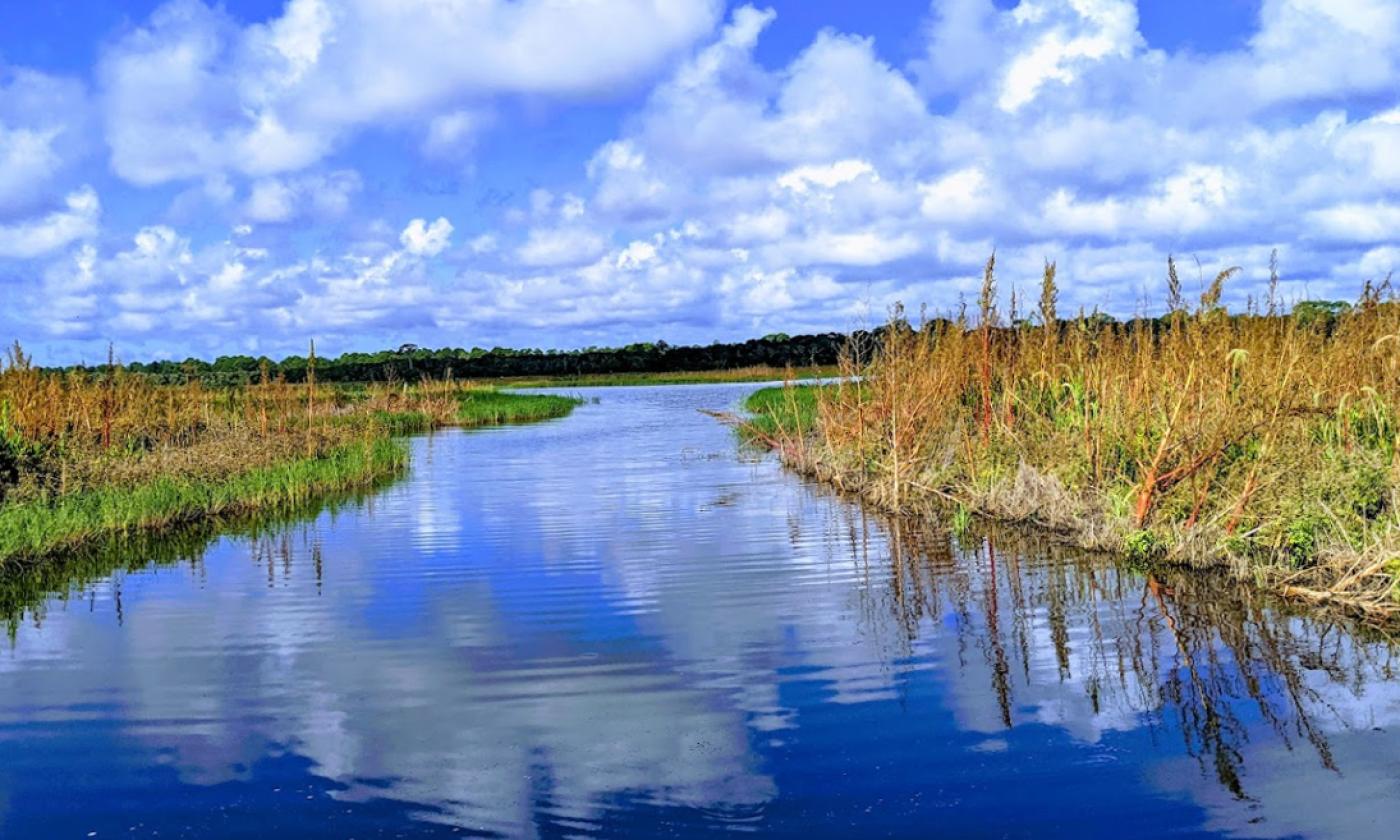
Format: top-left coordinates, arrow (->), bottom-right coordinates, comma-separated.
457,390 -> 581,425
743,254 -> 1400,622
742,384 -> 825,444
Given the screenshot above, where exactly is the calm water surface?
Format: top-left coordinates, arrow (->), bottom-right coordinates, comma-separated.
1,383 -> 1398,838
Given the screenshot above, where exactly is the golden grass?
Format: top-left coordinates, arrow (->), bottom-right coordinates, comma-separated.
752,257 -> 1400,621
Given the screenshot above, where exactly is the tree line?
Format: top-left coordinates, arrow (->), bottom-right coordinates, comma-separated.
91,332 -> 851,385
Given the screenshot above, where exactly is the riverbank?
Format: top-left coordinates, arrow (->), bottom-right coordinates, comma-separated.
738,263 -> 1400,622
1,348 -> 580,565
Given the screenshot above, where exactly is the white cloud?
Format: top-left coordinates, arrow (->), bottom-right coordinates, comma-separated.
1307,202 -> 1400,243
516,227 -> 609,268
0,68 -> 91,215
1333,107 -> 1400,186
244,179 -> 297,223
777,160 -> 877,194
1249,0 -> 1400,104
0,126 -> 62,210
242,170 -> 361,223
0,187 -> 100,259
400,217 -> 453,256
919,167 -> 996,223
774,230 -> 921,267
380,0 -> 1390,346
10,213 -> 460,345
1041,165 -> 1241,238
998,0 -> 1141,111
724,207 -> 791,244
99,0 -> 722,185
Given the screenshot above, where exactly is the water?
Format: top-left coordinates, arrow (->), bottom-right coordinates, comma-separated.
1,383 -> 1398,838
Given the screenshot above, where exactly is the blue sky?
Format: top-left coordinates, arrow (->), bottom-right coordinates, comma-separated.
1,0 -> 1396,364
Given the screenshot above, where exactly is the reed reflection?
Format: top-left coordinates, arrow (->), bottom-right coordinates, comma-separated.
835,504 -> 1397,803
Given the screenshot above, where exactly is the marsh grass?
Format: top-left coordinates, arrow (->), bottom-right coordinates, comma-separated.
746,256 -> 1400,621
0,343 -> 580,565
741,384 -> 826,445
456,390 -> 581,425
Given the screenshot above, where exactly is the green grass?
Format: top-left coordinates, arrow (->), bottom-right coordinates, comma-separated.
0,439 -> 406,564
456,390 -> 582,426
500,366 -> 838,389
369,410 -> 437,435
741,385 -> 826,443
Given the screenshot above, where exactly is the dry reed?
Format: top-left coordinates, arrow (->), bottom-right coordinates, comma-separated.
753,256 -> 1400,621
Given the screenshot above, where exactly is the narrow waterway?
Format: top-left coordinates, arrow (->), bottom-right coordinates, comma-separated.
0,383 -> 1396,838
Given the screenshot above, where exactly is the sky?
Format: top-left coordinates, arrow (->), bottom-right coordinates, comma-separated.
0,0 -> 1396,364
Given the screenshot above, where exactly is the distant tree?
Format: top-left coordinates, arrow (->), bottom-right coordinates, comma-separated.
1293,300 -> 1351,327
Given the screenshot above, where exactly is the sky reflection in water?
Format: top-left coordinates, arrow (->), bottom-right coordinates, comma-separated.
0,383 -> 1397,838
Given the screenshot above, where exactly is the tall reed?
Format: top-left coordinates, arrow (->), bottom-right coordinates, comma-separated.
755,257 -> 1400,619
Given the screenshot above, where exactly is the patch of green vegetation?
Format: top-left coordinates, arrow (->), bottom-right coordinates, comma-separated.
369,410 -> 436,435
1124,529 -> 1166,563
1292,299 -> 1351,328
950,505 -> 973,535
0,439 -> 405,564
741,385 -> 826,443
1284,516 -> 1322,567
456,390 -> 582,426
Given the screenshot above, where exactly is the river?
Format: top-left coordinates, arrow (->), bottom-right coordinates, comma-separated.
0,383 -> 1397,838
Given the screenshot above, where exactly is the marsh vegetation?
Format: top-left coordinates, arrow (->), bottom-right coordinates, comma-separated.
0,342 -> 578,564
745,255 -> 1400,621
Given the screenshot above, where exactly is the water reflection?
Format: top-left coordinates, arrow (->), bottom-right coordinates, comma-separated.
862,514 -> 1400,833
0,384 -> 1397,838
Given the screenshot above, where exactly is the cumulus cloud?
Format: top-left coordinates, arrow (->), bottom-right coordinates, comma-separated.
98,0 -> 722,185
997,0 -> 1141,112
0,68 -> 92,216
400,217 -> 453,257
0,187 -> 100,259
